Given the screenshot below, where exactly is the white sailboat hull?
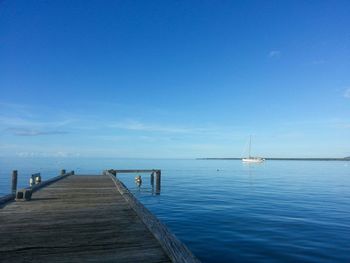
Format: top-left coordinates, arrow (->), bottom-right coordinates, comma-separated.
242,136 -> 265,163
242,157 -> 265,163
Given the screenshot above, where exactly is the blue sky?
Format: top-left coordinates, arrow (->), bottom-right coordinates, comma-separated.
0,0 -> 349,158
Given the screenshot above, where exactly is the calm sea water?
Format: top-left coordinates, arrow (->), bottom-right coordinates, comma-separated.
1,157 -> 349,262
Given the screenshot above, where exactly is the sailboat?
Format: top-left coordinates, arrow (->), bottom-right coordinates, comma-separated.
242,136 -> 265,163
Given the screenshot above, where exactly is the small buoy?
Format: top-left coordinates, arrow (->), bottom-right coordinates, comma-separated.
217,169 -> 220,171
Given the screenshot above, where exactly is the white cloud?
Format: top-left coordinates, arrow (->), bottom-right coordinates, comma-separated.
269,50 -> 281,58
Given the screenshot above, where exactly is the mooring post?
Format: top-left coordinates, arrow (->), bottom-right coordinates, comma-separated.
150,172 -> 154,186
61,169 -> 66,176
155,170 -> 161,195
11,170 -> 18,194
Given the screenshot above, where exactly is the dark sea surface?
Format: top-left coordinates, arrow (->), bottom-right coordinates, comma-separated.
1,157 -> 349,262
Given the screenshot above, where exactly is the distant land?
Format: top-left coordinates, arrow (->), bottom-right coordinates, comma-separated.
197,157 -> 350,161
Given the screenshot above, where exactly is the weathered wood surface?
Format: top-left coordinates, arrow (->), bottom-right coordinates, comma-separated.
30,171 -> 73,193
0,175 -> 171,263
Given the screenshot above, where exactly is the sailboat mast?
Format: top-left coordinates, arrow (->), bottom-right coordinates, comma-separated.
249,135 -> 251,158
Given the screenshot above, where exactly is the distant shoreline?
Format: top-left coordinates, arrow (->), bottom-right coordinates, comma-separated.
197,158 -> 350,161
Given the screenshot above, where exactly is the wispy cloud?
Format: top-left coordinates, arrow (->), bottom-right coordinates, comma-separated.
0,116 -> 72,136
109,120 -> 192,133
344,88 -> 350,98
268,50 -> 281,58
106,120 -> 248,144
0,102 -> 34,117
282,118 -> 350,131
6,128 -> 69,136
0,102 -> 75,137
0,115 -> 72,137
0,116 -> 73,128
15,151 -> 80,157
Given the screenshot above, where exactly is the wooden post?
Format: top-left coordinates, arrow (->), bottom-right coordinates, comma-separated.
150,172 -> 154,186
61,169 -> 66,176
11,170 -> 18,194
155,170 -> 161,195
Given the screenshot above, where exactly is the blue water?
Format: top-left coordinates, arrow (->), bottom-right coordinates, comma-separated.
1,158 -> 349,262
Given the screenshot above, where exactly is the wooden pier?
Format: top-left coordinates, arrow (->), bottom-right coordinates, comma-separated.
0,171 -> 199,263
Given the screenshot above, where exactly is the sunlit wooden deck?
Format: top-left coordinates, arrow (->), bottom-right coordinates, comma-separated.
0,175 -> 171,262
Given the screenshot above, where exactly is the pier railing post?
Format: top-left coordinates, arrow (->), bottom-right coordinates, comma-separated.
150,172 -> 154,186
155,170 -> 161,195
12,170 -> 18,194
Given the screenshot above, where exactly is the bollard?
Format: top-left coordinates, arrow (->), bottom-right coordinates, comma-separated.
11,170 -> 18,194
30,173 -> 41,186
29,177 -> 34,187
155,170 -> 161,195
61,169 -> 66,176
16,188 -> 32,201
34,174 -> 41,184
135,175 -> 142,187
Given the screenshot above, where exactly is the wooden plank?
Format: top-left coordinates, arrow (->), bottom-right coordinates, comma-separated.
0,175 -> 171,263
30,171 -> 73,193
